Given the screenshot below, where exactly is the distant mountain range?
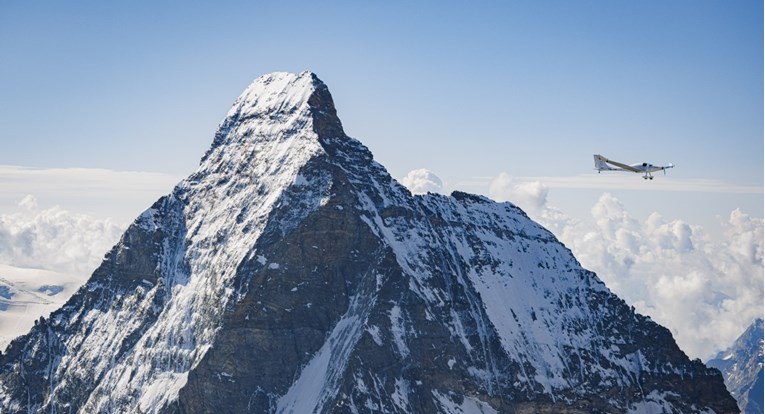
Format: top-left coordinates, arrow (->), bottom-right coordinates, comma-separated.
707,318 -> 764,414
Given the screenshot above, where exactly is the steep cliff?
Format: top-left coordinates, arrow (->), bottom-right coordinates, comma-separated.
0,71 -> 737,413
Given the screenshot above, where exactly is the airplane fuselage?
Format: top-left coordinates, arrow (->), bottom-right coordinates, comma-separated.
593,154 -> 674,180
630,163 -> 664,173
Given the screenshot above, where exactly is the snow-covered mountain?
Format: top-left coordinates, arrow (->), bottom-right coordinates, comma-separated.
707,318 -> 763,414
0,71 -> 737,413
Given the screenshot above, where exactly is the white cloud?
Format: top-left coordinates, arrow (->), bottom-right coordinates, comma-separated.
0,165 -> 182,225
490,172 -> 763,360
17,194 -> 38,211
0,165 -> 760,361
0,196 -> 126,348
518,174 -> 763,194
401,169 -> 444,195
489,172 -> 549,213
0,196 -> 125,275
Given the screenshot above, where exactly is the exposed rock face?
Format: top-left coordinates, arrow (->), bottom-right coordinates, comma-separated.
0,72 -> 738,413
708,318 -> 764,414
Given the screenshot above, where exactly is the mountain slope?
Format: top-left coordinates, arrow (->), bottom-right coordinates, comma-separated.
0,71 -> 737,413
707,318 -> 764,414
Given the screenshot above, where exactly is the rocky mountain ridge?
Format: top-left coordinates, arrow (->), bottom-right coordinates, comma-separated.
0,71 -> 737,413
707,318 -> 763,414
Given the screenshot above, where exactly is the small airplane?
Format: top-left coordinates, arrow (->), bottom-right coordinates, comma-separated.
593,154 -> 674,180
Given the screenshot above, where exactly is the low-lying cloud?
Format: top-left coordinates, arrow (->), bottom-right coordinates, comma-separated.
401,169 -> 444,195
0,196 -> 125,275
3,169 -> 762,361
490,175 -> 763,360
489,172 -> 549,212
0,165 -> 182,225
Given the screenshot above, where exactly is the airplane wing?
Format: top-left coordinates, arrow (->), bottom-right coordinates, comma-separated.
600,156 -> 640,173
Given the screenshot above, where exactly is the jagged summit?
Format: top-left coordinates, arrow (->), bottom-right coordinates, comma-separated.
233,71 -> 321,117
202,71 -> 344,164
0,72 -> 737,413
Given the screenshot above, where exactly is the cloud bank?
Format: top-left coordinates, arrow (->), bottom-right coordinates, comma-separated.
489,172 -> 549,212
0,195 -> 128,351
2,167 -> 761,360
502,174 -> 763,194
401,169 -> 444,195
0,165 -> 182,225
490,174 -> 763,360
0,196 -> 125,275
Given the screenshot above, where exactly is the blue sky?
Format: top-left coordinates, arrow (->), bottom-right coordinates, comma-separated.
1,1 -> 760,172
0,1 -> 762,357
1,1 -> 762,228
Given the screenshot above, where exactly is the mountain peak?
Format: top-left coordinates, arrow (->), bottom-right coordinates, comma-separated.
0,72 -> 738,414
229,71 -> 319,120
202,71 -> 344,164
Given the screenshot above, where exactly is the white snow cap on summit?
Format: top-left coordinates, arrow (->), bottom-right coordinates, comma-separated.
226,71 -> 318,119
202,71 -> 327,164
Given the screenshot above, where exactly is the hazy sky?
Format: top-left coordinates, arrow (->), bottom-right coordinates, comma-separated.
0,1 -> 762,358
1,1 -> 762,228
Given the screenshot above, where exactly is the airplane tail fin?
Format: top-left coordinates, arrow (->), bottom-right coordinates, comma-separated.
593,154 -> 616,171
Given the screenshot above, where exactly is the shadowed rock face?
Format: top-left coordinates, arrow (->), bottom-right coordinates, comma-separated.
708,318 -> 764,414
0,72 -> 738,414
